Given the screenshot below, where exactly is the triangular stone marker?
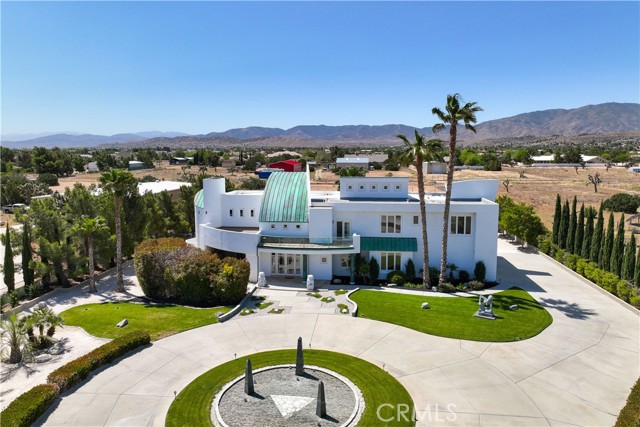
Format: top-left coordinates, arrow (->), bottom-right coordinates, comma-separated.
271,395 -> 314,418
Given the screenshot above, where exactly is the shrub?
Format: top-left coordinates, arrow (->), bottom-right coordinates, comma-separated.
615,376 -> 640,427
538,238 -> 553,255
47,330 -> 150,392
386,270 -> 406,285
428,267 -> 440,286
630,295 -> 640,309
473,261 -> 486,282
438,282 -> 456,293
0,384 -> 59,427
369,257 -> 380,282
469,280 -> 484,291
37,173 -> 59,187
405,259 -> 416,280
458,270 -> 470,283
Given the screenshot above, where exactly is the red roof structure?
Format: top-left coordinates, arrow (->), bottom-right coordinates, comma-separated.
268,159 -> 302,172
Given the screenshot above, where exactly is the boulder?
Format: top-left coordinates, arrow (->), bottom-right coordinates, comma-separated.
35,354 -> 52,363
116,318 -> 128,328
509,304 -> 519,311
49,344 -> 64,355
421,302 -> 430,309
341,308 -> 349,314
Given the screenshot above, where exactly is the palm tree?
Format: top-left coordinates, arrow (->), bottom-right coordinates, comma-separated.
397,130 -> 443,289
72,216 -> 109,293
1,313 -> 30,364
99,169 -> 137,292
432,93 -> 483,285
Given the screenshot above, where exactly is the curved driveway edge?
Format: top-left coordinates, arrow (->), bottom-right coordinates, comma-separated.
35,240 -> 639,427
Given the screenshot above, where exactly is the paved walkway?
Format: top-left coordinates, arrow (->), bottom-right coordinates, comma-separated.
29,239 -> 640,426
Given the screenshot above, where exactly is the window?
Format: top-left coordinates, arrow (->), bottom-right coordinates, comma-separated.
321,257 -> 328,264
381,215 -> 401,234
380,252 -> 402,271
250,209 -> 254,217
413,216 -> 419,225
347,185 -> 353,190
451,216 -> 472,235
337,221 -> 351,238
240,209 -> 244,217
296,224 -> 301,229
383,185 -> 389,191
395,185 -> 401,191
229,209 -> 233,217
359,184 -> 365,191
283,224 -> 288,229
341,256 -> 350,268
271,224 -> 275,229
371,185 -> 377,191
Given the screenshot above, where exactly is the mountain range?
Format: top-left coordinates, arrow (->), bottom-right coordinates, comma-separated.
2,102 -> 638,149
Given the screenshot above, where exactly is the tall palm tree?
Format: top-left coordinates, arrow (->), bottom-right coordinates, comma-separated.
72,216 -> 109,293
397,130 -> 443,289
99,169 -> 137,292
432,93 -> 483,285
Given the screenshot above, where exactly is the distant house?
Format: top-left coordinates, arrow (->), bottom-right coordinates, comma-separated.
336,157 -> 369,169
346,153 -> 388,164
170,157 -> 189,165
221,160 -> 237,168
138,181 -> 192,199
87,161 -> 99,172
531,154 -> 608,165
424,161 -> 447,174
268,160 -> 301,172
128,161 -> 145,171
628,166 -> 640,173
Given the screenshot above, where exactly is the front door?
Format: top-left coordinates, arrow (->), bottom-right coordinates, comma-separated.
271,253 -> 302,276
336,221 -> 351,238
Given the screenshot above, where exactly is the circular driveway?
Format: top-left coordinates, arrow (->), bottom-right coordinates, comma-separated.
36,240 -> 639,426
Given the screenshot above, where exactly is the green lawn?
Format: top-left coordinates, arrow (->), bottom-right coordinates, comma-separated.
61,302 -> 231,341
351,287 -> 552,342
166,349 -> 414,427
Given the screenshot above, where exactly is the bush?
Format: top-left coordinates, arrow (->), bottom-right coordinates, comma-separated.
538,238 -> 553,255
405,259 -> 416,280
369,257 -> 380,282
37,173 -> 59,187
386,270 -> 406,285
428,267 -> 440,287
437,282 -> 456,293
134,238 -> 249,306
47,330 -> 150,392
474,261 -> 486,282
458,270 -> 470,283
630,295 -> 640,309
615,377 -> 640,427
0,384 -> 59,427
469,280 -> 484,291
602,193 -> 640,214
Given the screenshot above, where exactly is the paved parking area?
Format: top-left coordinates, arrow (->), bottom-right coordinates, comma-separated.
33,239 -> 639,426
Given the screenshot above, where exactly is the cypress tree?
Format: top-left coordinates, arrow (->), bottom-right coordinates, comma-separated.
581,207 -> 594,259
3,224 -> 15,292
621,232 -> 636,281
558,200 -> 570,249
567,196 -> 577,253
22,224 -> 34,288
634,242 -> 640,285
590,204 -> 604,263
574,203 -> 585,257
602,212 -> 615,272
611,214 -> 626,277
552,194 -> 561,244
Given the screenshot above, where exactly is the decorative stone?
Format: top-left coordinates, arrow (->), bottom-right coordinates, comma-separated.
509,304 -> 519,311
35,354 -> 52,363
116,319 -> 128,328
48,344 -> 64,355
306,275 -> 315,291
421,302 -> 430,309
244,359 -> 254,395
257,272 -> 267,288
295,337 -> 304,376
316,380 -> 326,418
341,308 -> 348,314
431,286 -> 438,292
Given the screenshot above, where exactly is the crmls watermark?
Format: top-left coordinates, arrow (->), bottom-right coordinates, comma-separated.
376,403 -> 457,423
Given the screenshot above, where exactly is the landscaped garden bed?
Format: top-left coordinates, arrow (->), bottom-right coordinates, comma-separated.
350,287 -> 552,342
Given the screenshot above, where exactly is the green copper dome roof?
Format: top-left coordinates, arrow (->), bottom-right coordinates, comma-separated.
259,172 -> 309,223
194,189 -> 204,209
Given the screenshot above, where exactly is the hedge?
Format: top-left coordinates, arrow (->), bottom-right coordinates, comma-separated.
134,238 -> 250,307
47,330 -> 150,392
540,239 -> 640,309
615,377 -> 640,427
0,384 -> 59,427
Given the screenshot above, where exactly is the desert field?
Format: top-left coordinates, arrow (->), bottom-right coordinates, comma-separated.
2,163 -> 638,235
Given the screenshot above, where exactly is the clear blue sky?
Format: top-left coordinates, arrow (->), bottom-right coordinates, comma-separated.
2,1 -> 639,136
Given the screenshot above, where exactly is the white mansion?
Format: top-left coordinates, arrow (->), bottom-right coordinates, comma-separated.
191,170 -> 499,283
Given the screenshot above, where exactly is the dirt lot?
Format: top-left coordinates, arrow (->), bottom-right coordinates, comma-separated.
2,163 -> 638,235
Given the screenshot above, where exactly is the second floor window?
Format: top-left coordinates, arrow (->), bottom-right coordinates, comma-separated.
381,215 -> 401,234
451,215 -> 472,235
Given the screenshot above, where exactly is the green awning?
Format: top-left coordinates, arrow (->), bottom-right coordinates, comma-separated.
194,189 -> 204,209
259,172 -> 309,223
360,237 -> 417,252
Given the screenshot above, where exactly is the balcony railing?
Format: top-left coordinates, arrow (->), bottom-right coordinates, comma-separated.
259,235 -> 354,250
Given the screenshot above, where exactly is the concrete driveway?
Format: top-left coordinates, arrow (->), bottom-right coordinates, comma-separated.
35,239 -> 639,426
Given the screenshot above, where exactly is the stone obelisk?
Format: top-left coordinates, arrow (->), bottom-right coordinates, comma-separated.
244,359 -> 254,395
316,380 -> 326,418
295,337 -> 304,376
